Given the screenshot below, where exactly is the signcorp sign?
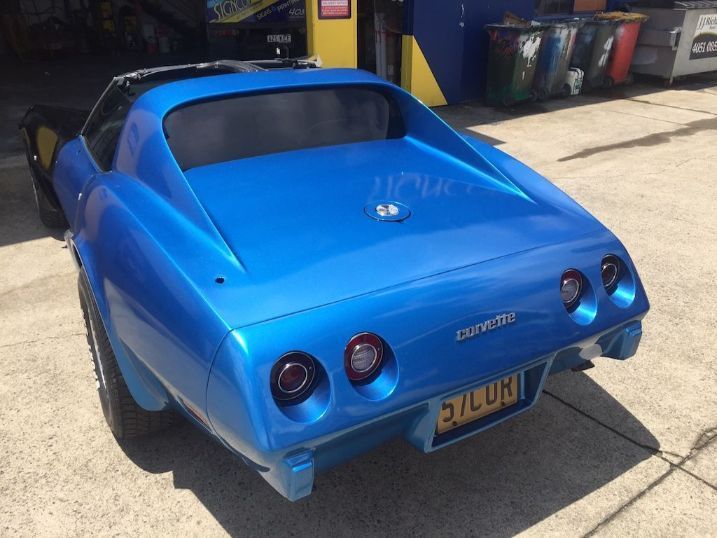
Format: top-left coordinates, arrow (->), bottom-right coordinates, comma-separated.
690,13 -> 717,60
207,0 -> 305,24
318,0 -> 350,19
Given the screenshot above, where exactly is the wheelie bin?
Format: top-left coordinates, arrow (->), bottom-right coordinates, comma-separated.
570,19 -> 618,90
595,12 -> 649,86
485,24 -> 546,107
533,20 -> 583,100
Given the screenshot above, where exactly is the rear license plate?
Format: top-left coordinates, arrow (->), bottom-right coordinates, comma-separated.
436,374 -> 519,434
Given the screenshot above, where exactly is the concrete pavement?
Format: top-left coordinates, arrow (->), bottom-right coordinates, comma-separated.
0,59 -> 715,536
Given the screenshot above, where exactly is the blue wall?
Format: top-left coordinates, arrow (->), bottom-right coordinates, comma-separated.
408,0 -> 535,103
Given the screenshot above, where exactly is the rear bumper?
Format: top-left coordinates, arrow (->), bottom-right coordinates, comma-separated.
213,318 -> 643,501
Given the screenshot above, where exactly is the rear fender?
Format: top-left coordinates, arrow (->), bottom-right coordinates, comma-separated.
71,172 -> 236,417
72,233 -> 171,411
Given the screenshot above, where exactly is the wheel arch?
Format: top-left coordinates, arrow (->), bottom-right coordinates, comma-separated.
73,233 -> 172,411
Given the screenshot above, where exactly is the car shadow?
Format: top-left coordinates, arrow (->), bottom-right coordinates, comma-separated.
0,158 -> 65,247
118,371 -> 657,537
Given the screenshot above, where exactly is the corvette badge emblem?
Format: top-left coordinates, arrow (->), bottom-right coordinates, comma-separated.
456,313 -> 517,342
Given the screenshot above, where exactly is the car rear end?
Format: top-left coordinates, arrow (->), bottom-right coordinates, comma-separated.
206,227 -> 648,500
118,69 -> 648,499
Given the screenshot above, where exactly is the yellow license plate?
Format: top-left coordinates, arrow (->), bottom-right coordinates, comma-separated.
436,374 -> 519,434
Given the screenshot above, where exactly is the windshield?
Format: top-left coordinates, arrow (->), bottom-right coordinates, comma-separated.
163,87 -> 405,170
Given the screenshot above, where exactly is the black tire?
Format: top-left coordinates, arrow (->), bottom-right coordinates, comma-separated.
78,271 -> 177,439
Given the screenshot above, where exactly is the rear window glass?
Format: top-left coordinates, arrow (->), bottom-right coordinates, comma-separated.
164,87 -> 405,170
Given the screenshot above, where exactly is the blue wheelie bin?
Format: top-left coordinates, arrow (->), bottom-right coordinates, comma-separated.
533,20 -> 583,99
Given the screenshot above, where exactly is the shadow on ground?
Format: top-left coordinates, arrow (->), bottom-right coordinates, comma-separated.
437,71 -> 717,145
558,116 -> 717,161
119,372 -> 657,537
0,159 -> 64,247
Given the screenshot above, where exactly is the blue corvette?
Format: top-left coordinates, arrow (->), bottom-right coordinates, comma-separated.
20,60 -> 649,500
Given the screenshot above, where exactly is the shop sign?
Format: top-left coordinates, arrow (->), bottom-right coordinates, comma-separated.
318,0 -> 351,19
207,0 -> 305,24
690,14 -> 717,60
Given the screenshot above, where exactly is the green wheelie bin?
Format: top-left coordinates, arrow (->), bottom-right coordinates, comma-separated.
485,24 -> 546,107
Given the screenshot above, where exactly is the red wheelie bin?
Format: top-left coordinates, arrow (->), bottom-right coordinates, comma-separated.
596,12 -> 649,86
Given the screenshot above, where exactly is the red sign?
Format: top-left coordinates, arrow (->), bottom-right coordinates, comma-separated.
318,0 -> 351,19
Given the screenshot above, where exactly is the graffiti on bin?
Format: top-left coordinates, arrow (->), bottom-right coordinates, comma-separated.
598,36 -> 614,67
521,33 -> 541,66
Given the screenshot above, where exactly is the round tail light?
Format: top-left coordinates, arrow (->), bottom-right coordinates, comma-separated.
270,352 -> 316,401
601,254 -> 620,291
345,333 -> 384,381
560,269 -> 583,309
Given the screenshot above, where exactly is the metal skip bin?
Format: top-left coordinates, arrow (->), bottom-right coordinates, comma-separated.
631,1 -> 717,85
533,20 -> 583,99
570,19 -> 618,90
485,24 -> 546,106
596,12 -> 650,86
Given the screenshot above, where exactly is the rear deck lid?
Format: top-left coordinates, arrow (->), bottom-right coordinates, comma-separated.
184,137 -> 602,325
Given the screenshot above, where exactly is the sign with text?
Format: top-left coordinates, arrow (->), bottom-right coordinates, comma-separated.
318,0 -> 350,19
207,0 -> 305,24
690,14 -> 717,60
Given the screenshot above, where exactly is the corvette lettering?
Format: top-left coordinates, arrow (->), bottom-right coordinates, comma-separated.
456,313 -> 516,342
